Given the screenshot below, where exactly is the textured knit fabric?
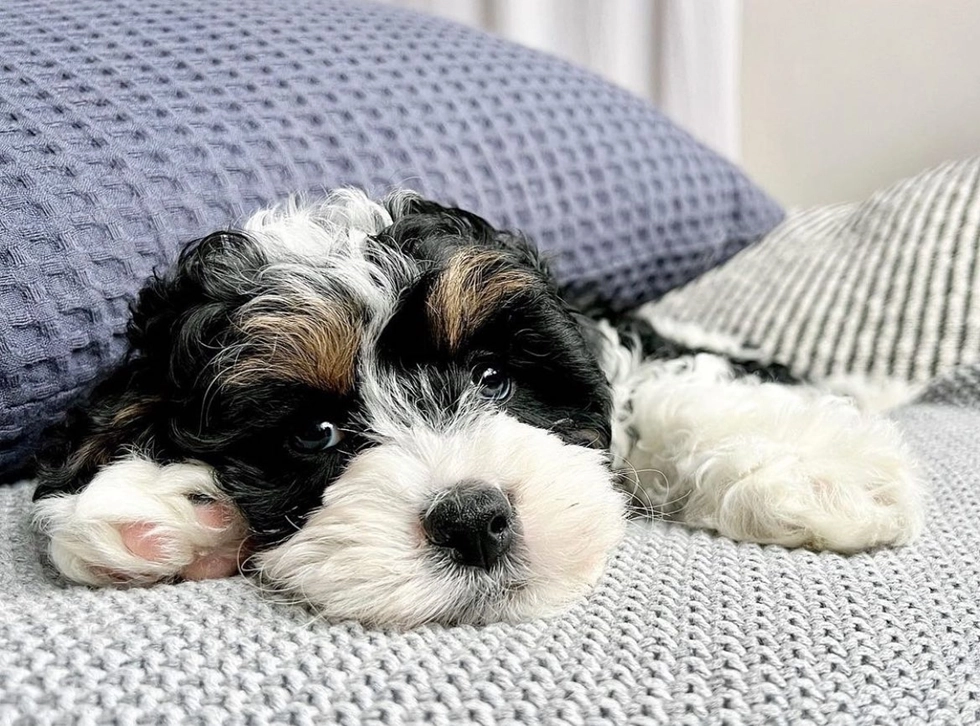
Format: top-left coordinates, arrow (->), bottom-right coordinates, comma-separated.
0,0 -> 784,481
642,157 -> 980,386
915,361 -> 980,407
2,392 -> 980,724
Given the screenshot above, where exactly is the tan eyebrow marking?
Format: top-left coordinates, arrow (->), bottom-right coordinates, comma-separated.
427,248 -> 536,349
221,297 -> 362,393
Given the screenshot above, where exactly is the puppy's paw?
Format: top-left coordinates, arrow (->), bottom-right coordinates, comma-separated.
676,392 -> 925,553
33,457 -> 248,585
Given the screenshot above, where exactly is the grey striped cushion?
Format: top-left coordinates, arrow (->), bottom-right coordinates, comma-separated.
916,362 -> 980,407
641,157 -> 980,386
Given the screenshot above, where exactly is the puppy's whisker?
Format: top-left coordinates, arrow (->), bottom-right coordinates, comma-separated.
615,456 -> 675,520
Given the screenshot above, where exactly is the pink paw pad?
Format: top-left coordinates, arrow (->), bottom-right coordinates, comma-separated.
118,501 -> 247,581
119,522 -> 171,562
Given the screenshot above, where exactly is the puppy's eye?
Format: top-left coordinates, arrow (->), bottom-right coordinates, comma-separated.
293,420 -> 344,452
472,364 -> 513,402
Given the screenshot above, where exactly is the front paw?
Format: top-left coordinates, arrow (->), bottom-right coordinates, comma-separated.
680,395 -> 925,553
33,457 -> 248,585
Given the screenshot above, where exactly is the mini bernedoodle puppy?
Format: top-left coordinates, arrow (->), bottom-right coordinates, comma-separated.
32,191 -> 924,626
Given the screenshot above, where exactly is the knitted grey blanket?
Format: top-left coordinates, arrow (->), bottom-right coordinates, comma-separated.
3,373 -> 980,724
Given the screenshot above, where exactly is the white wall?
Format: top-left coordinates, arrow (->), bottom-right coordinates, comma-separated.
742,0 -> 980,207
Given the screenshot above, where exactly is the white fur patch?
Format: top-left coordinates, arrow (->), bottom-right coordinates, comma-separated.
257,412 -> 626,626
32,457 -> 244,585
243,188 -> 393,259
609,356 -> 924,552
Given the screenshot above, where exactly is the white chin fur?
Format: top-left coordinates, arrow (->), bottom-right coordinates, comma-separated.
256,412 -> 627,627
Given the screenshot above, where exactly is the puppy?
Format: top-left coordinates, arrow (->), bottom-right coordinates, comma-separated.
31,191 -> 924,626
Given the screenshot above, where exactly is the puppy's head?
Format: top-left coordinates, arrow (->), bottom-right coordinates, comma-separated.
39,191 -> 626,626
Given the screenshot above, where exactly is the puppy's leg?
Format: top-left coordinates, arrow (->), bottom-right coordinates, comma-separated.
33,456 -> 248,585
618,356 -> 924,552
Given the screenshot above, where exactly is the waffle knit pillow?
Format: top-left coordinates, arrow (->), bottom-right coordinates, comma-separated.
641,157 -> 980,399
0,0 -> 783,479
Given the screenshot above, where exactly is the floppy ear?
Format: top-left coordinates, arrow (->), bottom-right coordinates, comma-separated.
33,354 -> 164,499
33,232 -> 265,500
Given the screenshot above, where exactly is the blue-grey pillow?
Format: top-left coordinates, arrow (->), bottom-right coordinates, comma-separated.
0,0 -> 783,479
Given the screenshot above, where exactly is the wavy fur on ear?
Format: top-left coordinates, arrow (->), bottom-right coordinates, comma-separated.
34,231 -> 270,499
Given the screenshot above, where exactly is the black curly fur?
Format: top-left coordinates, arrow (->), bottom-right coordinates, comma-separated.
33,198 -> 613,548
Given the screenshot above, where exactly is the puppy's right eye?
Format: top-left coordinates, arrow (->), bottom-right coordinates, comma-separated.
293,420 -> 345,452
472,364 -> 513,402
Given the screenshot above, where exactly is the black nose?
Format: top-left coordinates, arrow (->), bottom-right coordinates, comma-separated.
422,482 -> 514,570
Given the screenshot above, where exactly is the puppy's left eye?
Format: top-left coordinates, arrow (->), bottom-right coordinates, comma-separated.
293,420 -> 345,452
473,364 -> 513,402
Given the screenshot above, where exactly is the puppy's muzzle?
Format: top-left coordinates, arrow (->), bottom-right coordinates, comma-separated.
422,481 -> 515,570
